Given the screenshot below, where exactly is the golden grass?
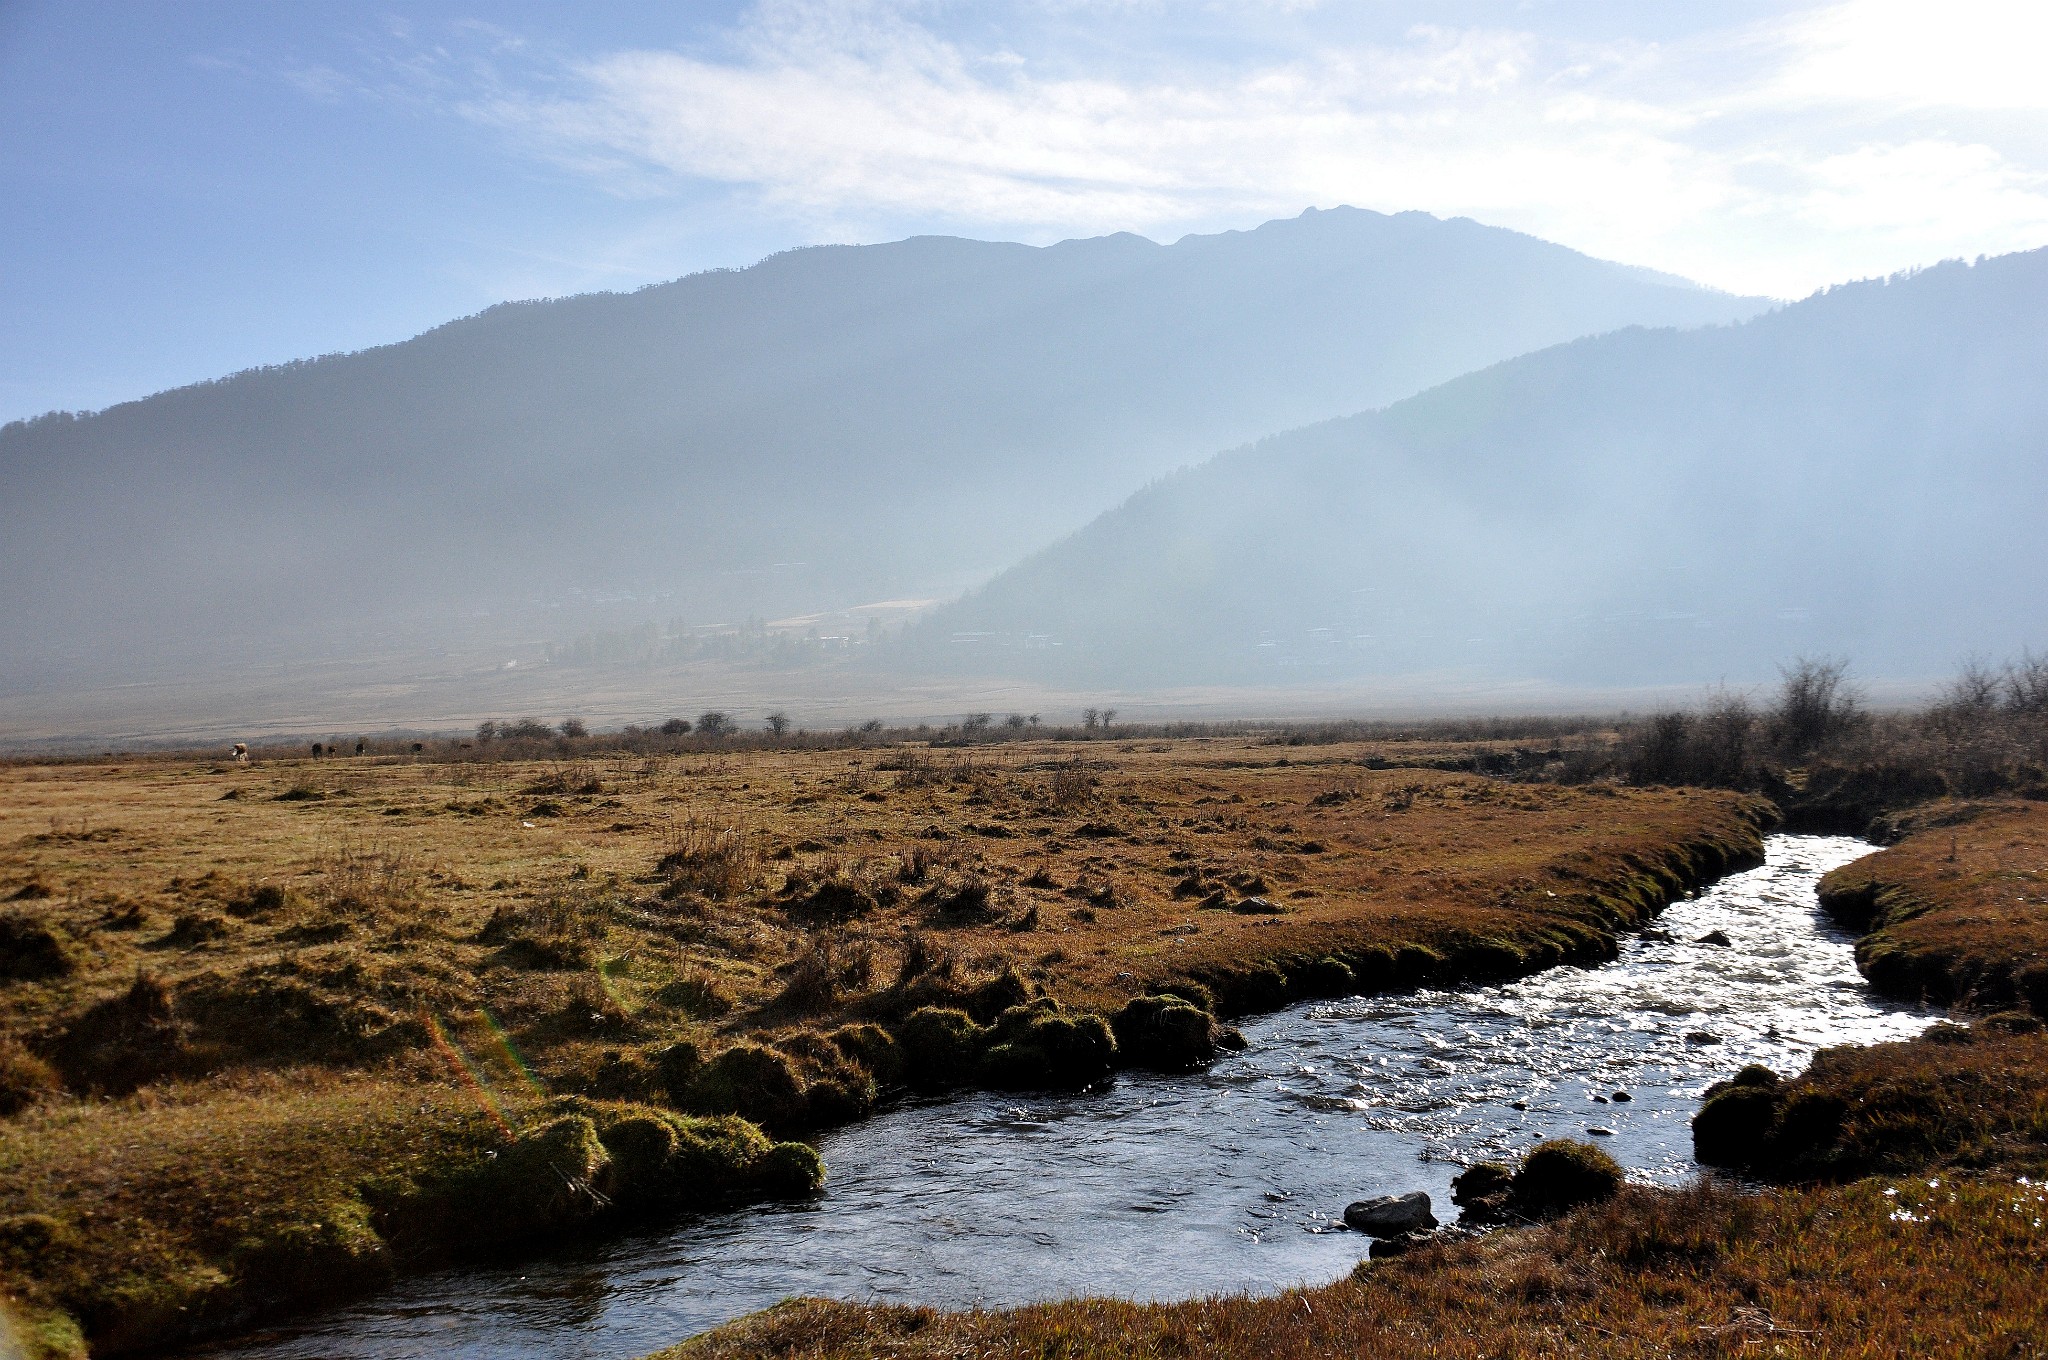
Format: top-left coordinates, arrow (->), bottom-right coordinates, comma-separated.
1818,798 -> 2048,1014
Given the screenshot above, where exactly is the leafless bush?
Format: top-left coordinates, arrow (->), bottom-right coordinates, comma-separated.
1772,656 -> 1864,757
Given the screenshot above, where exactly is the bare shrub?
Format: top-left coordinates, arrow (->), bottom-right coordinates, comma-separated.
1772,656 -> 1863,756
892,753 -> 940,790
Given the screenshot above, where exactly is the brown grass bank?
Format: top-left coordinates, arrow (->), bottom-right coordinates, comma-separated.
1816,797 -> 2048,1014
0,739 -> 1764,1355
659,1174 -> 2048,1360
659,762 -> 2048,1360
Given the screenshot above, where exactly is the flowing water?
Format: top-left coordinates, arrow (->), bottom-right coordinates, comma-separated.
209,834 -> 1932,1359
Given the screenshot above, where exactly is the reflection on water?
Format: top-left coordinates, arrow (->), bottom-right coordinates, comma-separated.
208,835 -> 1930,1360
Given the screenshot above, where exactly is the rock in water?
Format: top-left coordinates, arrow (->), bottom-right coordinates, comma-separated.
1696,930 -> 1732,947
1344,1190 -> 1438,1237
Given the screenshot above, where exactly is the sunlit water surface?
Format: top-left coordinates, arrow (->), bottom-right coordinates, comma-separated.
209,835 -> 1930,1359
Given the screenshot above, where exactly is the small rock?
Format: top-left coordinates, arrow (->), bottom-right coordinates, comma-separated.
1611,1090 -> 1632,1103
1591,1094 -> 1609,1104
1640,928 -> 1675,943
1587,1126 -> 1615,1137
1344,1190 -> 1438,1238
1368,1228 -> 1437,1258
1509,1100 -> 1528,1111
1686,1030 -> 1721,1046
1695,930 -> 1732,947
1230,896 -> 1285,915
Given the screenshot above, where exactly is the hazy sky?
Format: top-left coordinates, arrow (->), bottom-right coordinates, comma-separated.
5,0 -> 2045,423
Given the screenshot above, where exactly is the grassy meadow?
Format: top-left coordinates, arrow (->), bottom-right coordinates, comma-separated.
0,734 -> 1766,1356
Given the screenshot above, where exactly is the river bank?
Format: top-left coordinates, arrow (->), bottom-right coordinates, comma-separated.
0,740 -> 1763,1356
661,801 -> 2048,1360
188,834 -> 1928,1359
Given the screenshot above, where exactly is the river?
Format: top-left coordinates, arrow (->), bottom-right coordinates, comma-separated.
207,833 -> 1931,1359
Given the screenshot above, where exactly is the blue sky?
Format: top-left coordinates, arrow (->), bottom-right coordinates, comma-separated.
5,0 -> 2046,423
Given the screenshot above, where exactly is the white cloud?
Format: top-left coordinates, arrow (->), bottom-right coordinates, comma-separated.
1772,0 -> 2048,112
420,0 -> 2048,297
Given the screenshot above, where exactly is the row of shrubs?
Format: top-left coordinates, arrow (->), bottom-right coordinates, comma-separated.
1561,655 -> 2048,826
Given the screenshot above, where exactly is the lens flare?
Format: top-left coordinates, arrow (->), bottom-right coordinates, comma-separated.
421,1010 -> 512,1139
476,1006 -> 549,1098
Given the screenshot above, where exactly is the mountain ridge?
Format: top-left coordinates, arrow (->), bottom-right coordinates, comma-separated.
914,248 -> 2048,687
0,206 -> 1768,695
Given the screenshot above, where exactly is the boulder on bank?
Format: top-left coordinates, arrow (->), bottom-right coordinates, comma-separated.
1344,1190 -> 1437,1237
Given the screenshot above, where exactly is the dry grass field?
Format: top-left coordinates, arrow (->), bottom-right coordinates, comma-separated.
0,736 -> 1767,1356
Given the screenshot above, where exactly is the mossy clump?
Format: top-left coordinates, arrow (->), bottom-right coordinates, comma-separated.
654,1039 -> 704,1102
1111,994 -> 1218,1070
977,999 -> 1115,1090
387,1099 -> 821,1258
782,874 -> 881,923
1448,1161 -> 1515,1222
584,1048 -> 660,1101
0,911 -> 74,983
775,1030 -> 879,1124
828,1023 -> 905,1086
226,883 -> 292,919
963,967 -> 1031,1022
682,1042 -> 809,1129
1390,944 -> 1443,989
410,1114 -> 613,1245
1509,1139 -> 1624,1216
176,968 -> 411,1067
1299,956 -> 1357,996
226,1199 -> 389,1302
897,1006 -> 985,1089
1692,1064 -> 1784,1166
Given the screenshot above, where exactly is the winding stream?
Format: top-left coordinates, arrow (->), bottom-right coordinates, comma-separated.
208,834 -> 1932,1359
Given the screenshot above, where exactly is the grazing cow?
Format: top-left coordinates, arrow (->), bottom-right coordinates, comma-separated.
231,742 -> 248,764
